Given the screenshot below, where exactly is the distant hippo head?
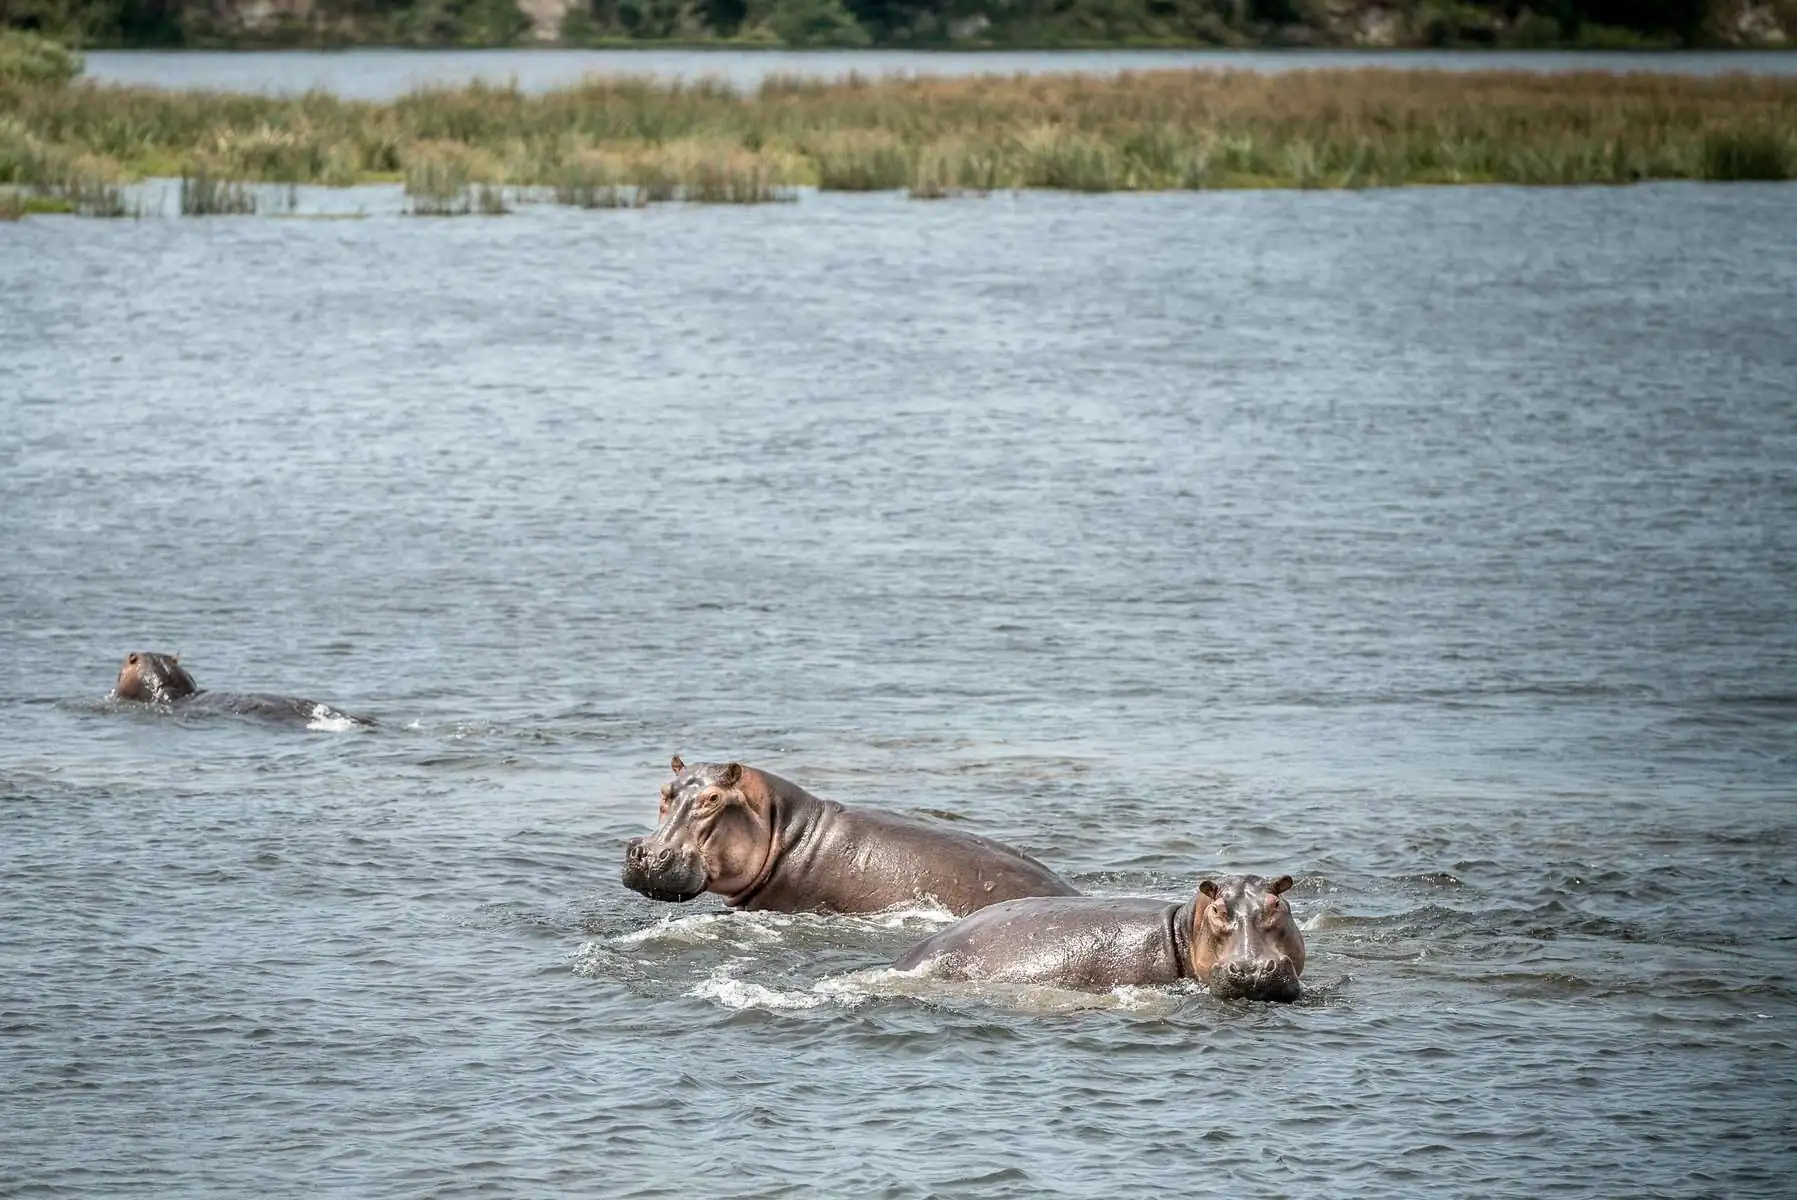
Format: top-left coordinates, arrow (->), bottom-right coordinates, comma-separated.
114,652 -> 199,704
1188,874 -> 1306,1003
622,757 -> 774,904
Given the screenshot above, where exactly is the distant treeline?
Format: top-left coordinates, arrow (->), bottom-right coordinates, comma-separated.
2,0 -> 1793,50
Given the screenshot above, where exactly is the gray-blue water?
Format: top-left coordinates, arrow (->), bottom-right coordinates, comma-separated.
79,45 -> 1797,97
3,180 -> 1796,1196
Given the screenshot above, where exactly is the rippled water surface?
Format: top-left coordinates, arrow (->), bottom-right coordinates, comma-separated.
3,182 -> 1795,1196
79,46 -> 1797,97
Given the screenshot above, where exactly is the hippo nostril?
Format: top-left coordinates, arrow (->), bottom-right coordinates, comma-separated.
626,841 -> 646,865
655,848 -> 674,866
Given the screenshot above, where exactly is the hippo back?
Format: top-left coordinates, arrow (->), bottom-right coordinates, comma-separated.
893,896 -> 1186,989
745,802 -> 1079,917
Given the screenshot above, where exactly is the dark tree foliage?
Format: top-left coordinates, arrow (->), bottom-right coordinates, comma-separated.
1564,0 -> 1709,40
0,0 -> 1764,48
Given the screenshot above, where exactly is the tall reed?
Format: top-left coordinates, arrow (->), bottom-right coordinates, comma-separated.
4,69 -> 1794,195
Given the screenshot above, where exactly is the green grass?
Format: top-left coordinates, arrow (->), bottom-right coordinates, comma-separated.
1702,129 -> 1792,181
3,67 -> 1794,200
0,31 -> 82,88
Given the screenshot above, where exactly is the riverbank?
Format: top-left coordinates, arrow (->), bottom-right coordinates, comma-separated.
4,58 -> 1795,208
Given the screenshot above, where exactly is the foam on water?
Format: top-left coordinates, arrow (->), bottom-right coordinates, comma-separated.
567,941 -> 643,981
614,902 -> 957,952
306,704 -> 362,733
613,910 -> 784,949
687,961 -> 859,1012
680,962 -> 1191,1016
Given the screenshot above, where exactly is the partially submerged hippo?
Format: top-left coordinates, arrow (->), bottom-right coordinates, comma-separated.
891,873 -> 1306,1002
112,651 -> 371,727
622,757 -> 1078,917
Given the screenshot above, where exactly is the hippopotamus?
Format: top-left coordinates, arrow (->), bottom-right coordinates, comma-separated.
621,757 -> 1078,917
890,873 -> 1306,1002
112,651 -> 371,727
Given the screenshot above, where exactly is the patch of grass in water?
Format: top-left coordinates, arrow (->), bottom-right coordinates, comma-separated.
907,140 -> 995,200
181,169 -> 256,216
809,131 -> 910,192
36,170 -> 141,218
550,150 -> 641,209
1701,129 -> 1792,182
680,153 -> 794,204
404,143 -> 509,216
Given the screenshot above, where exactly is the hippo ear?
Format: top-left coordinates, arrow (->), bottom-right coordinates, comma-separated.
1198,880 -> 1220,901
718,762 -> 742,787
1268,875 -> 1293,896
670,755 -> 685,774
171,652 -> 181,664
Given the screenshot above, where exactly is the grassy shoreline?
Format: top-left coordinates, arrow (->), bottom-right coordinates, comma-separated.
4,67 -> 1795,211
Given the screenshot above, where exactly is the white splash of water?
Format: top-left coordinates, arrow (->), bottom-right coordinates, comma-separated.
568,941 -> 639,980
615,901 -> 955,951
306,704 -> 360,733
613,911 -> 783,949
687,962 -> 877,1013
689,970 -> 832,1012
859,900 -> 958,930
823,967 -> 1189,1017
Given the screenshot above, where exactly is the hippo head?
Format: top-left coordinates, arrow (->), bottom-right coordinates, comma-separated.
114,652 -> 199,704
1187,874 -> 1306,1003
622,757 -> 774,905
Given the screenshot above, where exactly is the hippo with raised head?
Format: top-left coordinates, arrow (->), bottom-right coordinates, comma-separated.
621,757 -> 1078,917
890,873 -> 1306,1002
112,651 -> 371,727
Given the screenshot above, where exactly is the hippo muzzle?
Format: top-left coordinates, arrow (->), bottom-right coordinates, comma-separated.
622,837 -> 708,903
1208,956 -> 1302,1004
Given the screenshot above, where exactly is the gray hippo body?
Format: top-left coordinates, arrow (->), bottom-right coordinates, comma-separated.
622,758 -> 1078,917
112,651 -> 371,727
893,896 -> 1189,990
892,874 -> 1307,1002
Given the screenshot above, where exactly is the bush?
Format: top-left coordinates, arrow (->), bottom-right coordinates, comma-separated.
0,30 -> 84,87
767,0 -> 871,45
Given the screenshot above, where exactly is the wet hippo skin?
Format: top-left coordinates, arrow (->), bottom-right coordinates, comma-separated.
622,757 -> 1078,917
892,874 -> 1306,1002
112,651 -> 371,726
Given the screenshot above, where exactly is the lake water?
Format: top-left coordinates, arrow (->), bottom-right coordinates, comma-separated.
79,46 -> 1797,97
3,181 -> 1795,1196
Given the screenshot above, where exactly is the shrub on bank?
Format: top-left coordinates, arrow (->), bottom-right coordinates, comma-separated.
0,30 -> 83,86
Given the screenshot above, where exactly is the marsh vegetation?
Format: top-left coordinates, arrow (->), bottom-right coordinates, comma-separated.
3,45 -> 1794,218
